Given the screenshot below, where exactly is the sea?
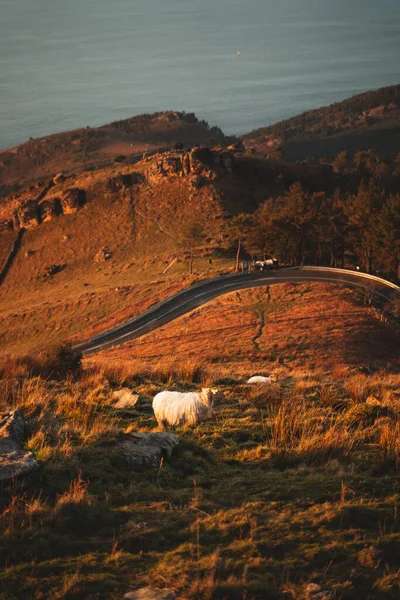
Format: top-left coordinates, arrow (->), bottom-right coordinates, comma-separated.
0,0 -> 399,150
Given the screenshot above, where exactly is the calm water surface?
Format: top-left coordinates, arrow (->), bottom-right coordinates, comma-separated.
0,0 -> 399,148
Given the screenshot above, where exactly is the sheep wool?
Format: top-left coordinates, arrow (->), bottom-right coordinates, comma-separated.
152,388 -> 219,428
247,375 -> 277,384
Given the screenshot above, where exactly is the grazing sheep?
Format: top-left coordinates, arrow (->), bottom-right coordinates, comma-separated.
247,374 -> 277,384
152,388 -> 221,428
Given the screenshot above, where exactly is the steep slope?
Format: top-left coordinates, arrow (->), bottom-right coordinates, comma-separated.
242,83 -> 400,160
0,146 -> 249,354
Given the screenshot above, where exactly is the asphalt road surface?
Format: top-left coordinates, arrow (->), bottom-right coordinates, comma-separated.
73,266 -> 400,355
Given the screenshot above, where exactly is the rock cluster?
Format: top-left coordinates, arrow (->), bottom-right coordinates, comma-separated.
0,410 -> 40,495
106,172 -> 144,193
61,188 -> 85,214
15,200 -> 40,230
145,147 -> 234,184
11,187 -> 85,230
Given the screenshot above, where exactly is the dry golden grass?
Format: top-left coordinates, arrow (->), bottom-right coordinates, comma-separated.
91,283 -> 400,379
1,349 -> 400,599
0,159 -> 232,354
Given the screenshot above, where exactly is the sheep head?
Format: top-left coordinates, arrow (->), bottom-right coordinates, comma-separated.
210,388 -> 224,405
201,387 -> 224,406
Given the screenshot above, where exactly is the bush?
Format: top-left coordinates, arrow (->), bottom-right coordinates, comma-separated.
30,342 -> 82,379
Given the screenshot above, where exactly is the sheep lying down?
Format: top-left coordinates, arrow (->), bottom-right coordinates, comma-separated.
153,388 -> 221,428
247,374 -> 277,384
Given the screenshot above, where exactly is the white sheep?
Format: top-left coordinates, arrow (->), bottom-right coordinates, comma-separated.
152,388 -> 221,428
247,374 -> 277,384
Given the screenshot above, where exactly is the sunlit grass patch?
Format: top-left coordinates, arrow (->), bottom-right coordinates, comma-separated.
1,358 -> 400,598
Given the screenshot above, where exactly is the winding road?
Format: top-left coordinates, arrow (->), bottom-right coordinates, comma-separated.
73,266 -> 400,355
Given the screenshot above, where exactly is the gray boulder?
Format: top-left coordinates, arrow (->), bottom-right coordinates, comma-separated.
119,432 -> 178,467
0,410 -> 40,494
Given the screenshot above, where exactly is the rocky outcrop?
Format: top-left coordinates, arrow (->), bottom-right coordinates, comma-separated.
39,197 -> 60,222
0,410 -> 40,495
106,172 -> 144,193
145,147 -> 234,183
61,188 -> 85,214
119,432 -> 179,467
15,200 -> 40,229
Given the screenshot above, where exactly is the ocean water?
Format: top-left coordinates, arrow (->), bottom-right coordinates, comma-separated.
0,0 -> 399,149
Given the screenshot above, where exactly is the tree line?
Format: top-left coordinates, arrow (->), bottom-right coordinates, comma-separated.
227,181 -> 400,280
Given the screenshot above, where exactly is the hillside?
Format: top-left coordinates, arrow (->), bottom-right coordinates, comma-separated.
0,111 -> 232,199
0,145 -> 266,355
1,284 -> 400,599
242,83 -> 400,161
1,89 -> 400,600
1,138 -> 400,355
89,282 -> 400,375
0,85 -> 399,358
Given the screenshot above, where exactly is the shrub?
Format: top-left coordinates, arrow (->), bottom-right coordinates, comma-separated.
30,342 -> 82,379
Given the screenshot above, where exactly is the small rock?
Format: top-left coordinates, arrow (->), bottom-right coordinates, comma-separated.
124,588 -> 176,600
305,583 -> 334,600
112,388 -> 140,409
95,247 -> 112,262
366,395 -> 382,406
43,264 -> 64,277
53,172 -> 66,184
0,410 -> 25,445
119,432 -> 179,467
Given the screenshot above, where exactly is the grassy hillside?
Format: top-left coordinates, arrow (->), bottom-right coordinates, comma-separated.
89,283 -> 400,376
1,283 -> 399,599
0,98 -> 400,598
242,83 -> 400,161
1,140 -> 400,355
0,149 -> 244,354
